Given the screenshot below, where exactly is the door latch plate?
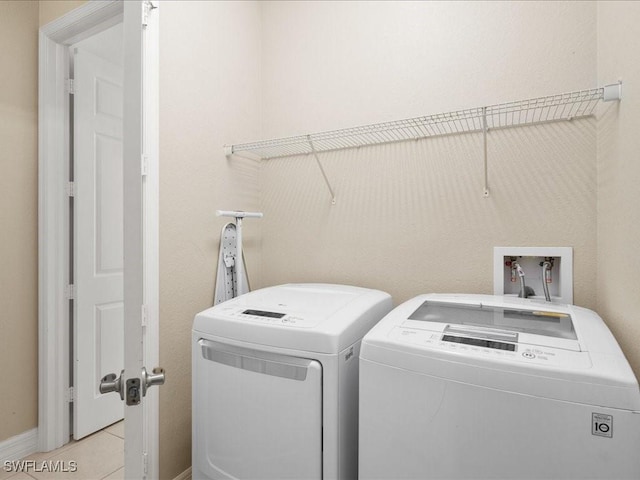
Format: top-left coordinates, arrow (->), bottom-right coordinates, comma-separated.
126,378 -> 141,406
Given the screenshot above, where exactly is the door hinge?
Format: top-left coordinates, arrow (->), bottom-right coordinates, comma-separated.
66,386 -> 75,403
65,284 -> 75,300
142,1 -> 157,28
66,78 -> 75,95
141,304 -> 148,328
141,154 -> 148,176
143,451 -> 148,475
66,181 -> 75,197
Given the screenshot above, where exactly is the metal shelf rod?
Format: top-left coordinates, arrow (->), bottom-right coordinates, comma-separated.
308,135 -> 336,205
223,83 -> 622,199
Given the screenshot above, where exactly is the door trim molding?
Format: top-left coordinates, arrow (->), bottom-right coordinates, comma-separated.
38,2 -> 159,478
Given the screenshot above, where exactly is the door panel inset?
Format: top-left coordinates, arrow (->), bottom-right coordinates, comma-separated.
94,133 -> 123,275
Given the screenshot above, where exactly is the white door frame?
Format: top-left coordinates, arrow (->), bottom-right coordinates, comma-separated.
38,1 -> 159,477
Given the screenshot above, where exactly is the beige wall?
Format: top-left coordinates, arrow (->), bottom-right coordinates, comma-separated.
0,0 -> 39,444
38,0 -> 85,27
158,2 -> 262,478
597,1 -> 640,379
258,1 -> 599,308
0,0 -> 88,446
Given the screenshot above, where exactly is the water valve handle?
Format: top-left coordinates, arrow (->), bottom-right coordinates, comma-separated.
510,266 -> 518,283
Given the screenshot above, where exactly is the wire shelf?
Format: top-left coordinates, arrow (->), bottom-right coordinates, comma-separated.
226,85 -> 619,160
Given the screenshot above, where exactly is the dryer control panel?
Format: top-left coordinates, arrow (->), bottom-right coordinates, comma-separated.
223,307 -> 318,328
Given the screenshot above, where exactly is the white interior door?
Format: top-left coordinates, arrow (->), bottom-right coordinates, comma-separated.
39,2 -> 159,474
123,2 -> 160,477
73,47 -> 124,440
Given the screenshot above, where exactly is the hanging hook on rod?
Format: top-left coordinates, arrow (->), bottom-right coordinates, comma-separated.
307,135 -> 337,205
482,107 -> 490,198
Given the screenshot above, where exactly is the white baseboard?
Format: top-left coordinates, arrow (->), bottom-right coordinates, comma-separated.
0,428 -> 38,463
173,466 -> 192,480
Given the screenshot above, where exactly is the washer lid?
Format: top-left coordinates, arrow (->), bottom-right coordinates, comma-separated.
401,296 -> 580,352
408,300 -> 577,339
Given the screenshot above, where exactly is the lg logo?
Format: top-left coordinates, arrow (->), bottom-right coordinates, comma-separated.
344,347 -> 354,362
592,413 -> 613,438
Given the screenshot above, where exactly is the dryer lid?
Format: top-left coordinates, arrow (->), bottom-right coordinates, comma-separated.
193,284 -> 393,353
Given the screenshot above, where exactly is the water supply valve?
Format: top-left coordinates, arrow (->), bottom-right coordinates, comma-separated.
506,257 -> 518,283
542,257 -> 555,283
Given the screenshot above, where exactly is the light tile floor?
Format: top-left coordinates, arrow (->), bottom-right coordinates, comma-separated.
1,422 -> 124,480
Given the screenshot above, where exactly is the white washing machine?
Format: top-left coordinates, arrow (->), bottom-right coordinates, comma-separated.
192,283 -> 392,480
359,294 -> 640,479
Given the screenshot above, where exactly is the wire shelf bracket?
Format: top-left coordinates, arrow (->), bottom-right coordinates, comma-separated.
224,83 -> 622,201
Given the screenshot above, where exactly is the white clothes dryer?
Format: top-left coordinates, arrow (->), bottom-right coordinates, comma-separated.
192,283 -> 392,480
359,294 -> 640,480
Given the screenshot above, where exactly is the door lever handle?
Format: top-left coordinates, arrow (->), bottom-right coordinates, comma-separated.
99,369 -> 125,400
99,367 -> 164,405
141,366 -> 165,396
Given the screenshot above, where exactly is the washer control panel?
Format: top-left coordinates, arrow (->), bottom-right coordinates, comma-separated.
388,327 -> 591,369
442,334 -> 516,351
242,309 -> 285,319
